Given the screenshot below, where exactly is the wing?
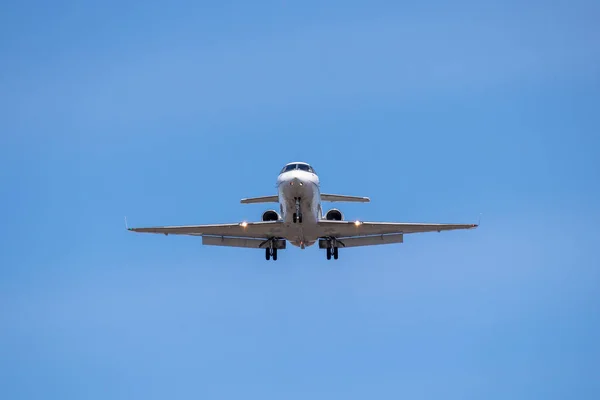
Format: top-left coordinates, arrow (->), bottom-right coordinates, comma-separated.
321,194 -> 370,203
318,220 -> 478,238
128,221 -> 284,239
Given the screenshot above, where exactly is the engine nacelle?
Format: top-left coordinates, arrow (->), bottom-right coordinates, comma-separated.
262,210 -> 281,221
325,208 -> 344,221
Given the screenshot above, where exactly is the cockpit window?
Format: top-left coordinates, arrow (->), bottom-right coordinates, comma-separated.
281,164 -> 297,173
280,163 -> 316,174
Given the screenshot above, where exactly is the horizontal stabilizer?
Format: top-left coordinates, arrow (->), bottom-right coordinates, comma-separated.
321,194 -> 370,203
240,195 -> 278,204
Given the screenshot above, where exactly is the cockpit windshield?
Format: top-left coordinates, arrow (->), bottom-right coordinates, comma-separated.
281,164 -> 297,173
280,163 -> 316,174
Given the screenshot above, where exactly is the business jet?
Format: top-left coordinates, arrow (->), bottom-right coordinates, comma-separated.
127,161 -> 478,260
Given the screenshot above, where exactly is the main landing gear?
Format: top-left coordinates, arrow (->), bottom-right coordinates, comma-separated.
326,247 -> 339,260
293,197 -> 303,224
262,238 -> 279,261
324,237 -> 341,260
265,248 -> 278,261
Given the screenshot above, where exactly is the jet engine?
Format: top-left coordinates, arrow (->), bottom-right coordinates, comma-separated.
325,208 -> 344,221
262,210 -> 281,221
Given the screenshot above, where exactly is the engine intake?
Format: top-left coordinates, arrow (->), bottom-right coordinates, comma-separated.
262,210 -> 281,221
325,208 -> 344,221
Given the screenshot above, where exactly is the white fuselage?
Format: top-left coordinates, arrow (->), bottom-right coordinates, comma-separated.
277,168 -> 322,248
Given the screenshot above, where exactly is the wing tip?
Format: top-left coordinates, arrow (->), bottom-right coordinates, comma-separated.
125,217 -> 140,231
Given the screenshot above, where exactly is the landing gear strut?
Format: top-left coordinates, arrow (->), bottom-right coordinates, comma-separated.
293,197 -> 303,223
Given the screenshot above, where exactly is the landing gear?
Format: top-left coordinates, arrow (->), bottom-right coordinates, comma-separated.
262,237 -> 279,261
326,246 -> 338,260
265,247 -> 278,261
325,239 -> 340,261
293,198 -> 303,223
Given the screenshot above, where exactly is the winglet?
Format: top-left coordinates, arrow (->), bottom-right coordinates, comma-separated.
125,216 -> 130,230
469,213 -> 482,229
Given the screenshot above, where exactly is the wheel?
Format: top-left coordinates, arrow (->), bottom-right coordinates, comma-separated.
265,248 -> 271,260
298,214 -> 303,223
333,247 -> 339,260
326,247 -> 331,260
272,248 -> 278,261
293,213 -> 297,223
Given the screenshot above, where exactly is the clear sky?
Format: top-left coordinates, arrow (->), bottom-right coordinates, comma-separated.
1,1 -> 599,399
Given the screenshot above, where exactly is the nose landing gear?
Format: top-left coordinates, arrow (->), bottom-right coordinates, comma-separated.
293,197 -> 303,223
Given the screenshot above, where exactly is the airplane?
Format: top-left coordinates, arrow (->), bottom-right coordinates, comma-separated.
127,161 -> 478,261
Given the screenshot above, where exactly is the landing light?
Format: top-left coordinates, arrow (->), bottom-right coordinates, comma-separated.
354,220 -> 362,226
240,221 -> 248,228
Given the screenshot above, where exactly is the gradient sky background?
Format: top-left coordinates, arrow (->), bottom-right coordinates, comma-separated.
1,1 -> 599,399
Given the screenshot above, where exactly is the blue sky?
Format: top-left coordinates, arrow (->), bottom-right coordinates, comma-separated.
1,0 -> 599,398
